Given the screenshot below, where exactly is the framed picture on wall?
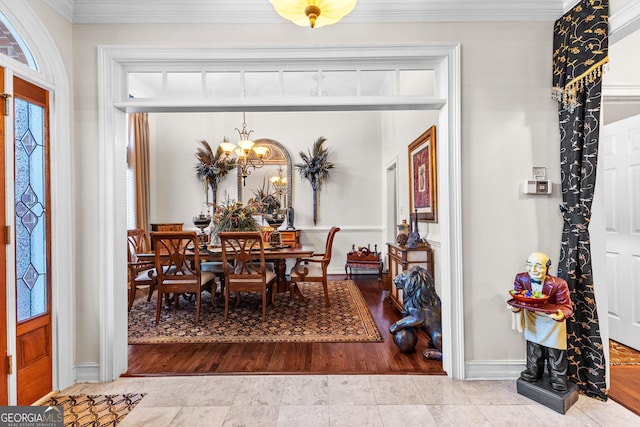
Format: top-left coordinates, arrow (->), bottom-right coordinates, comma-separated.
408,126 -> 437,222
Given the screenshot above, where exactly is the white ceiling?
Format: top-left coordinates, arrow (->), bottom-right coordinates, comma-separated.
45,0 -> 581,24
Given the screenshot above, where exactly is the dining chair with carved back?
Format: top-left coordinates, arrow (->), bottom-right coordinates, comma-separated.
151,231 -> 216,324
219,231 -> 277,322
127,228 -> 157,311
289,226 -> 341,306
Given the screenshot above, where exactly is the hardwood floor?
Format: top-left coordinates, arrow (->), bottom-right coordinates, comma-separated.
125,275 -> 446,376
609,365 -> 640,416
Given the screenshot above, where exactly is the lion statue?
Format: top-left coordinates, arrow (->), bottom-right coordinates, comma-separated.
389,266 -> 443,360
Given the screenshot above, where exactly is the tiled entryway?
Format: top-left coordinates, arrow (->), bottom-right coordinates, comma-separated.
61,375 -> 639,426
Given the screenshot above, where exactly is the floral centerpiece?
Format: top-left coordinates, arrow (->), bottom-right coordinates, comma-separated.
250,178 -> 281,219
212,199 -> 260,233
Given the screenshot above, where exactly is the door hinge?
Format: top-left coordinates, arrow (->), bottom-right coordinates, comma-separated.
7,355 -> 12,375
2,226 -> 10,245
0,93 -> 11,116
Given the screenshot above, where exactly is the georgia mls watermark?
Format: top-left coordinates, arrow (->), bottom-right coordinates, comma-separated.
0,406 -> 63,427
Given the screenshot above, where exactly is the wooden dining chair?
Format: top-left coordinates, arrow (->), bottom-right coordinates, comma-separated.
127,228 -> 156,311
289,226 -> 341,306
219,231 -> 277,322
151,231 -> 216,324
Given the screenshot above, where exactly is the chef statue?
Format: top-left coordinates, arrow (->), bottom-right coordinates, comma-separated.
511,252 -> 573,392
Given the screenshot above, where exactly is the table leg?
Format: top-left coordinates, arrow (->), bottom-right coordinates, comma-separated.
289,283 -> 309,305
273,259 -> 289,293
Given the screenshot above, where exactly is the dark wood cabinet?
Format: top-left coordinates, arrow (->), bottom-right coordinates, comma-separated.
279,229 -> 300,246
150,223 -> 183,248
386,243 -> 434,312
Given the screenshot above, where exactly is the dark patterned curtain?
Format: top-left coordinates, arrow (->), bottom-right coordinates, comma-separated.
552,0 -> 608,401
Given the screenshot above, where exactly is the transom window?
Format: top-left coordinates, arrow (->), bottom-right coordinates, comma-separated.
128,69 -> 435,99
0,12 -> 37,69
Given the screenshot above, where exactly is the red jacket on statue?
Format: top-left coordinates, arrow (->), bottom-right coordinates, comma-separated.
513,272 -> 573,320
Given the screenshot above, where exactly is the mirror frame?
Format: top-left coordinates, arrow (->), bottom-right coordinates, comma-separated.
237,138 -> 293,211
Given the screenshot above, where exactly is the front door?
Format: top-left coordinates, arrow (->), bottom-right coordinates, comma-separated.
0,67 -> 8,405
13,76 -> 52,404
602,115 -> 640,351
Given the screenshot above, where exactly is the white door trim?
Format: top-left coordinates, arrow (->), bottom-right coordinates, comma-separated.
97,43 -> 464,380
0,0 -> 74,402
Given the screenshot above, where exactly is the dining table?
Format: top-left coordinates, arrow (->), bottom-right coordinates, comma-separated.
201,243 -> 314,301
141,243 -> 315,303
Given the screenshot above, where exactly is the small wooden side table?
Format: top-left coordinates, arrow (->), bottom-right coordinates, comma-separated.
345,245 -> 383,281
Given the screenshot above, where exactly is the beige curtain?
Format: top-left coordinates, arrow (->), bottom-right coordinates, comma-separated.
128,113 -> 151,233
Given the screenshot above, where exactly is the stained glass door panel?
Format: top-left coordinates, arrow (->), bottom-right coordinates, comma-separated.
13,76 -> 52,405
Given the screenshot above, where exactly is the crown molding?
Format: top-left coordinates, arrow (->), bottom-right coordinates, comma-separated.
610,0 -> 640,44
43,0 -> 73,22
42,0 -> 638,30
67,0 -> 565,25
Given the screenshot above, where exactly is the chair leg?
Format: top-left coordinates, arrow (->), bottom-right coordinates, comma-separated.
289,280 -> 296,305
128,283 -> 136,312
224,287 -> 230,321
323,279 -> 330,306
210,283 -> 216,307
262,291 -> 267,322
155,290 -> 163,324
147,282 -> 156,302
195,291 -> 201,324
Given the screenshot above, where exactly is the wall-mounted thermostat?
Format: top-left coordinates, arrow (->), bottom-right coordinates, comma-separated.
523,167 -> 552,195
524,179 -> 552,195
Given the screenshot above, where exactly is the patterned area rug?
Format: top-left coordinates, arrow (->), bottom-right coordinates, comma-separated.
128,280 -> 383,344
610,340 -> 640,365
42,394 -> 145,426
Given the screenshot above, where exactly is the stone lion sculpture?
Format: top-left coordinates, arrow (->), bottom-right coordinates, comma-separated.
389,266 -> 443,360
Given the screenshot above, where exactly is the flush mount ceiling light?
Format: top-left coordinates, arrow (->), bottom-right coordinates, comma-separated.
269,0 -> 357,29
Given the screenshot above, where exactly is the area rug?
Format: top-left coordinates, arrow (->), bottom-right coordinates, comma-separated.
42,394 -> 145,426
610,340 -> 640,365
128,280 -> 383,344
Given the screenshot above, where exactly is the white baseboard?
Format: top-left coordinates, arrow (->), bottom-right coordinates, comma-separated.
75,362 -> 101,383
465,360 -> 525,380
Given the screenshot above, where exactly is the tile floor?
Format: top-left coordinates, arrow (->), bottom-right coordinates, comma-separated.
61,375 -> 639,426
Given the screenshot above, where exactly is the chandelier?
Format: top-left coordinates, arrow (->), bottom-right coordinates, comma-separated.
270,167 -> 288,195
269,0 -> 358,29
219,113 -> 269,185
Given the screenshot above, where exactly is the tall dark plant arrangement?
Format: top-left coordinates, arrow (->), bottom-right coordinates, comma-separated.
195,139 -> 236,207
295,136 -> 334,225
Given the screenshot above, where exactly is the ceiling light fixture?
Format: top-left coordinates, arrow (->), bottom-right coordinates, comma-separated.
269,0 -> 357,29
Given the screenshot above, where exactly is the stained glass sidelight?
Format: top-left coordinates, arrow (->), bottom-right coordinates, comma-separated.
15,97 -> 47,322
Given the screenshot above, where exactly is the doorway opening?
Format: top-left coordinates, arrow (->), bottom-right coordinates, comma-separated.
98,44 -> 463,381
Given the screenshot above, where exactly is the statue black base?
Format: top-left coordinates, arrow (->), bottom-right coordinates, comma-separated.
516,374 -> 579,414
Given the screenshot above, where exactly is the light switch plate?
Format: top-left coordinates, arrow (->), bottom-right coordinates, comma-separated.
524,179 -> 552,195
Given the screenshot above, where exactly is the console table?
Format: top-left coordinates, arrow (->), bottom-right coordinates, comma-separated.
387,242 -> 434,312
345,245 -> 383,281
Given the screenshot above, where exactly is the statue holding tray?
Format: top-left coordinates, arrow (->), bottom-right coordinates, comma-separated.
508,252 -> 573,392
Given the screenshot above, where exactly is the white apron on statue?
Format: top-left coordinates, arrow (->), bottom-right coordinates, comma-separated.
522,310 -> 567,350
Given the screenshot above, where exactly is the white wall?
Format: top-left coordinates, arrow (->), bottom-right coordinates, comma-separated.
151,110 -> 385,265
62,19 -> 562,375
603,29 -> 640,124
